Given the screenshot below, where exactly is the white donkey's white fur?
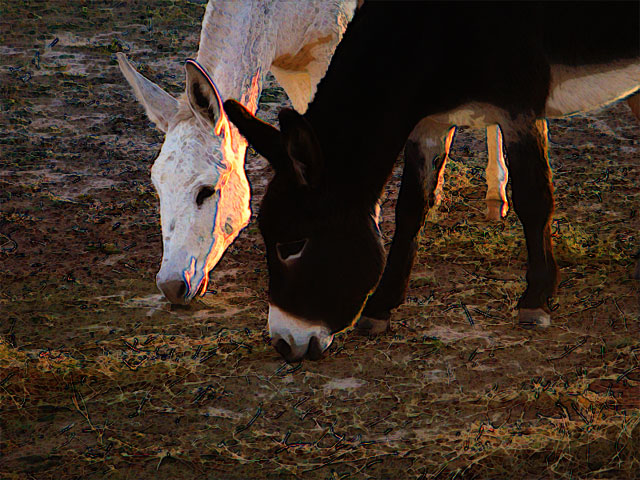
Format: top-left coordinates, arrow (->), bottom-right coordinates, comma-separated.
118,1 -> 357,304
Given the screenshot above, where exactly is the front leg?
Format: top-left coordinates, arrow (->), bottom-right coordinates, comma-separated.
357,119 -> 454,334
502,118 -> 558,327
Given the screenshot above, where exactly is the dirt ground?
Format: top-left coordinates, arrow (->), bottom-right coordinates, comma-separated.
1,1 -> 639,479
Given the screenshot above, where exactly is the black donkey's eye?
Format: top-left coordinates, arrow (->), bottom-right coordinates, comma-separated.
196,186 -> 216,207
276,239 -> 308,262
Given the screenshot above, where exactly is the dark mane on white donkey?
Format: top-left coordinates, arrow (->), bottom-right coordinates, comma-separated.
225,1 -> 639,362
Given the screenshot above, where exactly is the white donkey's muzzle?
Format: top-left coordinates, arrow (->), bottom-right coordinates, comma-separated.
268,305 -> 334,362
156,250 -> 203,305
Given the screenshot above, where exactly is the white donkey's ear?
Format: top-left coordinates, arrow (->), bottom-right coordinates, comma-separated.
116,52 -> 178,133
185,59 -> 223,129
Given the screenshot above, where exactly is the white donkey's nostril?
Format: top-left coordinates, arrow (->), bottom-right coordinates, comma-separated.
268,304 -> 334,361
157,278 -> 189,305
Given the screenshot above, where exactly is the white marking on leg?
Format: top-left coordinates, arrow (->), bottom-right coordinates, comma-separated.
485,124 -> 509,220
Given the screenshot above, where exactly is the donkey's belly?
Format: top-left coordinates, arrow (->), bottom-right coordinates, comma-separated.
427,59 -> 639,130
546,59 -> 640,117
429,102 -> 509,130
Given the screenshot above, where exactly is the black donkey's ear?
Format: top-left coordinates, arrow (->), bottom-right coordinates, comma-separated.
278,108 -> 324,188
224,99 -> 287,171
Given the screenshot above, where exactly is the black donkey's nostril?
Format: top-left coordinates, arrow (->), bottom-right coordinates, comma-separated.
274,339 -> 292,359
306,336 -> 325,361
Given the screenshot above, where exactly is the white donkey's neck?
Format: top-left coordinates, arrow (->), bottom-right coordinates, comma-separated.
196,1 -> 356,110
196,1 -> 277,105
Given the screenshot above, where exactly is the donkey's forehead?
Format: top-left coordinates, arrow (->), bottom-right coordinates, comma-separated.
151,119 -> 225,183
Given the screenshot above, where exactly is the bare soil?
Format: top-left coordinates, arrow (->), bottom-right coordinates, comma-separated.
1,1 -> 639,479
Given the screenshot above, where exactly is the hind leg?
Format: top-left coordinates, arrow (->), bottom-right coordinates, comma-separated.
357,119 -> 454,334
485,125 -> 510,220
626,92 -> 640,278
626,91 -> 640,120
501,118 -> 558,327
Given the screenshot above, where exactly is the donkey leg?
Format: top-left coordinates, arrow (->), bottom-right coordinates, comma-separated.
485,125 -> 510,221
628,93 -> 640,279
431,128 -> 453,211
502,118 -> 558,327
626,91 -> 640,120
357,120 -> 454,335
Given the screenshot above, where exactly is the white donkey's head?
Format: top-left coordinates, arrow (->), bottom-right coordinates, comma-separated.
117,54 -> 257,304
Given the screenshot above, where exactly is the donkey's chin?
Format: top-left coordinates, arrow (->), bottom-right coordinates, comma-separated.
156,266 -> 209,306
180,275 -> 208,304
194,275 -> 208,297
268,305 -> 334,362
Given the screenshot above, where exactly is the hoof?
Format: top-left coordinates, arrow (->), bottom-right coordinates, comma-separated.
485,199 -> 508,221
518,308 -> 551,329
355,315 -> 390,336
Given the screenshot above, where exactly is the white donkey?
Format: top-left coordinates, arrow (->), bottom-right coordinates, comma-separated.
117,1 -> 358,304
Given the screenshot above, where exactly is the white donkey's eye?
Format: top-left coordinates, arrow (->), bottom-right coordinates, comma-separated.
196,186 -> 216,207
276,239 -> 308,262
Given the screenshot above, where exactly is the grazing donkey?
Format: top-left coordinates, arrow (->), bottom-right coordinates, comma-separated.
117,0 -> 357,304
225,2 -> 639,362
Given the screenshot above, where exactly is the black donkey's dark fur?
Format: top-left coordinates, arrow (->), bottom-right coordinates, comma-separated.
225,1 -> 639,359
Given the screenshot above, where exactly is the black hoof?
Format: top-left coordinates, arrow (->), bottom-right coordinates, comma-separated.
355,315 -> 391,335
518,308 -> 551,329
